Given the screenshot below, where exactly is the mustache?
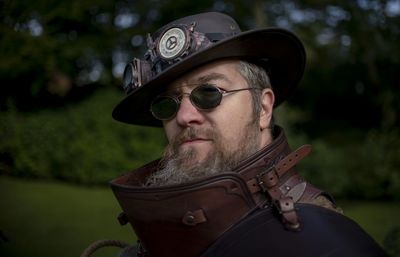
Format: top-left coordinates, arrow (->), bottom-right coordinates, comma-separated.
173,127 -> 216,148
161,127 -> 217,163
159,126 -> 218,172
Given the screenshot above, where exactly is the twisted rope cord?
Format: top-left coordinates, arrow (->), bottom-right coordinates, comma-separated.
80,239 -> 131,257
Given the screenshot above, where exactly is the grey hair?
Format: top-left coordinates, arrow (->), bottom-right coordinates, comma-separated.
236,61 -> 275,129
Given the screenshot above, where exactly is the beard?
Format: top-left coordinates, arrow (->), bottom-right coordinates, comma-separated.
144,117 -> 261,187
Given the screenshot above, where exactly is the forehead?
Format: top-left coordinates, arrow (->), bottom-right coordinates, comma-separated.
167,59 -> 245,91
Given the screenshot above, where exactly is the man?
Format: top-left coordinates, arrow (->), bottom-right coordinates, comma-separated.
110,12 -> 387,257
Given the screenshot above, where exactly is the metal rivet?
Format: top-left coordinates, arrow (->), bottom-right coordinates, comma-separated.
186,215 -> 195,225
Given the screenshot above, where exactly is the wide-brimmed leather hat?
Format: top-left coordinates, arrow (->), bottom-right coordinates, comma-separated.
112,12 -> 306,126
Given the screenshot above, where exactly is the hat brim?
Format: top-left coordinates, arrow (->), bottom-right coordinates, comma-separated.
112,28 -> 306,127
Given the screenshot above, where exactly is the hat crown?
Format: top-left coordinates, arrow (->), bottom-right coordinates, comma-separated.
152,12 -> 241,41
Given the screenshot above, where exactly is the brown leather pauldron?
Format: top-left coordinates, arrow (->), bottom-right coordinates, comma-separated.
110,126 -> 328,257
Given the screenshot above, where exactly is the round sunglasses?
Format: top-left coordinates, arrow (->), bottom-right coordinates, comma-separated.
150,83 -> 256,120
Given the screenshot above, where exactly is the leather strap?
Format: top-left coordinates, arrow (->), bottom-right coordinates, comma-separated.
246,144 -> 311,195
245,145 -> 312,231
275,197 -> 301,231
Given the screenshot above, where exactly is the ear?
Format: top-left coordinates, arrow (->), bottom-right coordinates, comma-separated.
259,88 -> 275,131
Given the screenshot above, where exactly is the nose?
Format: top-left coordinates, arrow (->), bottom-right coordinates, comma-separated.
175,96 -> 205,126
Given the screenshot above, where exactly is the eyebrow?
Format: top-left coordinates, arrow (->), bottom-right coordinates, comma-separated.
196,72 -> 232,85
166,72 -> 232,94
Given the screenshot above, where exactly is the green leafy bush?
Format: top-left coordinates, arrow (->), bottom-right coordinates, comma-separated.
276,104 -> 400,200
345,130 -> 400,199
0,87 -> 166,184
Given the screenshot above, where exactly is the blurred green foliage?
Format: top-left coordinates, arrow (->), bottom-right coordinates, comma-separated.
276,105 -> 400,200
0,87 -> 166,184
300,130 -> 400,200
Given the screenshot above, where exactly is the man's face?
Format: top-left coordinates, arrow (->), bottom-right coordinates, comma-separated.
145,59 -> 274,186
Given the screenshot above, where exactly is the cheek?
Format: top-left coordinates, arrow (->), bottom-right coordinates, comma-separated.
163,121 -> 178,143
210,97 -> 254,139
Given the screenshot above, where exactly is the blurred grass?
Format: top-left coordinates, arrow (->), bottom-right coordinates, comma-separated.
338,200 -> 400,246
0,176 -> 135,257
0,176 -> 399,257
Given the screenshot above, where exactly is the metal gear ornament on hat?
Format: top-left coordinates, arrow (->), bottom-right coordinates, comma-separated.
158,27 -> 188,60
113,12 -> 306,127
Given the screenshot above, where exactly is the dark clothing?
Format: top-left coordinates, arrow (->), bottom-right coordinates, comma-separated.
202,203 -> 387,257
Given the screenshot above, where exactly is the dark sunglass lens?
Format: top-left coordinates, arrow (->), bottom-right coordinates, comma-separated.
151,96 -> 178,120
191,84 -> 222,109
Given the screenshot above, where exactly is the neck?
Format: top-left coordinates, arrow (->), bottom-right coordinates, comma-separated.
233,125 -> 290,177
259,127 -> 273,149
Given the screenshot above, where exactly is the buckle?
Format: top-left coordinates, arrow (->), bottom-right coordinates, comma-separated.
256,166 -> 279,192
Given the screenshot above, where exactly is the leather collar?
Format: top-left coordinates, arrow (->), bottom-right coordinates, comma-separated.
110,126 -> 313,257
